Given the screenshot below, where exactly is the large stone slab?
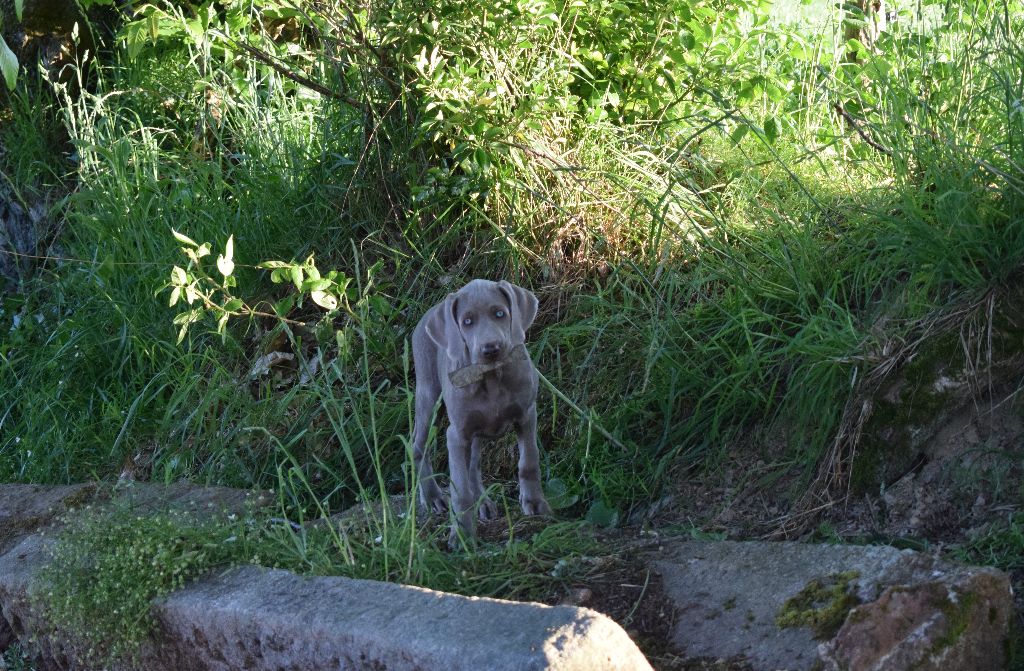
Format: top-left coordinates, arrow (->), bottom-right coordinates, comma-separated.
0,483 -> 95,554
108,480 -> 272,517
152,565 -> 651,671
651,539 -> 1012,671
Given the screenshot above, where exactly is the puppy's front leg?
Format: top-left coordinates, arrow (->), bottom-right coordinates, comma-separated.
446,425 -> 476,547
469,437 -> 498,521
517,404 -> 552,516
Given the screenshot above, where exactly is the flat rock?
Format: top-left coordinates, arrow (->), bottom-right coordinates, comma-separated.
152,565 -> 651,671
110,481 -> 272,517
0,483 -> 95,554
650,539 -> 1012,671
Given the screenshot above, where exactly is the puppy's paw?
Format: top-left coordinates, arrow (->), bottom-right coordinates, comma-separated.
448,526 -> 477,552
420,486 -> 449,515
477,496 -> 499,521
520,492 -> 553,517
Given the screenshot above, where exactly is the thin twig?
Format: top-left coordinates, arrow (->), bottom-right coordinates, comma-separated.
227,37 -> 367,111
536,370 -> 630,453
833,102 -> 893,156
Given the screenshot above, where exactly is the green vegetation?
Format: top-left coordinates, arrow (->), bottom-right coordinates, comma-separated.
0,0 -> 1023,657
958,514 -> 1024,572
34,504 -> 251,666
775,570 -> 861,639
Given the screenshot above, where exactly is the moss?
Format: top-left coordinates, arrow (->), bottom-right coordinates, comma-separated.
775,571 -> 861,640
931,590 -> 976,654
1006,611 -> 1024,671
851,284 -> 1024,495
850,329 -> 962,495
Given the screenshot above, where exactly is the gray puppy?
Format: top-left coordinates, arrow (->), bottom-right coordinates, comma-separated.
411,279 -> 551,544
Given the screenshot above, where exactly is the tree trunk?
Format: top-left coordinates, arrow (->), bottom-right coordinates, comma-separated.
842,0 -> 886,63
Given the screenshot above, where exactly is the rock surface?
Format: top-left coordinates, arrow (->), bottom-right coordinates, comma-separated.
651,539 -> 1013,670
0,483 -> 94,553
819,567 -> 1011,671
1,483 -> 1013,671
153,565 -> 651,671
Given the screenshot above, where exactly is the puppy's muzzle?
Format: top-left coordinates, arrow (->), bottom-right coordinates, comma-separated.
480,342 -> 504,360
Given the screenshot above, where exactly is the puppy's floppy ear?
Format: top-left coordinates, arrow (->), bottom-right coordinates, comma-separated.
424,293 -> 469,366
498,281 -> 538,345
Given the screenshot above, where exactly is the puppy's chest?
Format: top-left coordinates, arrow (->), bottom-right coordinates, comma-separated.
455,384 -> 529,439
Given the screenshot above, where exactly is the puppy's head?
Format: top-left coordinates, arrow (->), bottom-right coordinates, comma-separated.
425,279 -> 538,366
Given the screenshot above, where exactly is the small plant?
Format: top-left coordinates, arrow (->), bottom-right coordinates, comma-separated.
166,229 -> 355,344
955,514 -> 1024,572
32,503 -> 257,667
1,642 -> 36,671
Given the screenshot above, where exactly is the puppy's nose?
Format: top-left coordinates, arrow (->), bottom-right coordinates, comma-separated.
481,342 -> 503,360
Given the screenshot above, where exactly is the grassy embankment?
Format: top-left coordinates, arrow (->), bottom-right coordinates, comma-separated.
0,1 -> 1022,659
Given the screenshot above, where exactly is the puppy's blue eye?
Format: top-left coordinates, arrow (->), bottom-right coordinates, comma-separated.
495,310 -> 505,318
462,317 -> 473,326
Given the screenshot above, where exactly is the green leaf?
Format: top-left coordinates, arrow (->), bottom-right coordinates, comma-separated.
223,298 -> 243,312
0,37 -> 19,91
764,116 -> 781,143
13,0 -> 23,21
289,266 -> 304,290
585,500 -> 619,528
730,124 -> 749,145
168,286 -> 181,307
171,229 -> 199,247
171,266 -> 187,286
311,290 -> 338,311
301,278 -> 333,292
122,19 -> 148,62
216,254 -> 234,278
216,235 -> 235,277
544,478 -> 579,511
274,295 -> 295,317
473,147 -> 490,170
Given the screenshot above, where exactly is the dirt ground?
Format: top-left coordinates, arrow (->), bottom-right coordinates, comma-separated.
567,386 -> 1024,669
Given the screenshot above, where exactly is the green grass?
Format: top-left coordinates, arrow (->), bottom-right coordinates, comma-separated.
957,514 -> 1024,572
1,0 -> 1023,621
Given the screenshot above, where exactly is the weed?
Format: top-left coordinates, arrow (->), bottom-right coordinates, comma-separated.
956,514 -> 1024,572
32,503 -> 256,667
